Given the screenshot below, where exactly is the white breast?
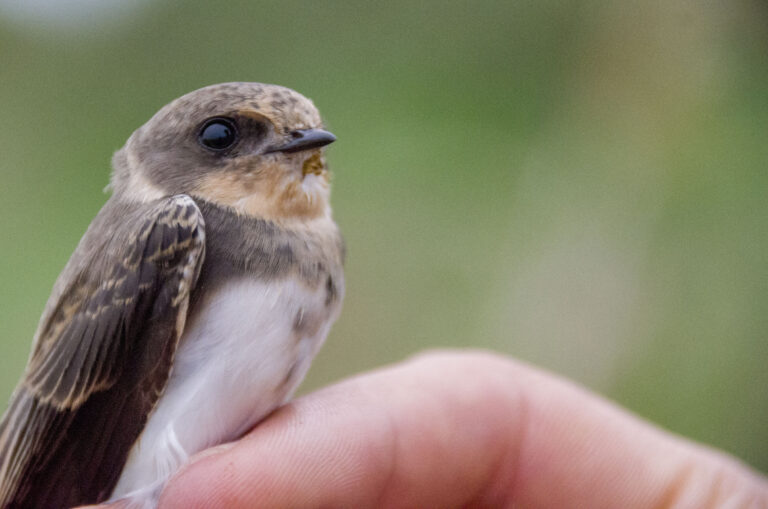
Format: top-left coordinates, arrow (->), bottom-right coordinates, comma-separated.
110,276 -> 340,505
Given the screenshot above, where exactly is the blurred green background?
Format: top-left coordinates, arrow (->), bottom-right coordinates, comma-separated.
1,0 -> 766,473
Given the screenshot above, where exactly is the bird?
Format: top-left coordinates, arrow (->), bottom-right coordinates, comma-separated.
0,82 -> 345,508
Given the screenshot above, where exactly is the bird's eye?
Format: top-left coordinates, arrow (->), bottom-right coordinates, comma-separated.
198,118 -> 238,151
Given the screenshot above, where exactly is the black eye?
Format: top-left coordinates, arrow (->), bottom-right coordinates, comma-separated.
198,118 -> 238,151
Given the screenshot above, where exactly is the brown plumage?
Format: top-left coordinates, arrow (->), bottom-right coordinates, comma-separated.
0,82 -> 344,508
0,196 -> 205,507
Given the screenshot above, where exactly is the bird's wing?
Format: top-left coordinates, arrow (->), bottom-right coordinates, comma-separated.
0,194 -> 205,508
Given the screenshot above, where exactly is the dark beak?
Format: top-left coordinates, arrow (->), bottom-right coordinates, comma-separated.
265,128 -> 337,154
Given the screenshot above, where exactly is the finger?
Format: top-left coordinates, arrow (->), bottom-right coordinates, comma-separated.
158,350 -> 768,508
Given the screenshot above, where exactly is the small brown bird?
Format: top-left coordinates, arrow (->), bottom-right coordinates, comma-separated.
0,82 -> 344,508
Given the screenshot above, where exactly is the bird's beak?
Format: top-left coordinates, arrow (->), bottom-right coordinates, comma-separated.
265,128 -> 336,154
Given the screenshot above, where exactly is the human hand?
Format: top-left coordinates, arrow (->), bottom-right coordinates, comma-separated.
99,351 -> 768,508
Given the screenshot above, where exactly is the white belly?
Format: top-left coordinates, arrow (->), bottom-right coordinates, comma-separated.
111,276 -> 339,504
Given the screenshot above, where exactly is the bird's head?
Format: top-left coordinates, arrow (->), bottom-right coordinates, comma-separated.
112,82 -> 336,221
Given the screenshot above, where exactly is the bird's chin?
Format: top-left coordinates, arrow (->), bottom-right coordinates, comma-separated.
300,172 -> 329,196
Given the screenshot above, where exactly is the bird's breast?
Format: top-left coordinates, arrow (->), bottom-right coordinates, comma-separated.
111,274 -> 342,499
173,275 -> 340,415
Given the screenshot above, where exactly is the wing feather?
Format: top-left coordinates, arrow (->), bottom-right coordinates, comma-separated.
0,194 -> 205,508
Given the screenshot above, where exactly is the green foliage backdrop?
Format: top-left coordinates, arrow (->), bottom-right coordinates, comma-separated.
1,0 -> 766,471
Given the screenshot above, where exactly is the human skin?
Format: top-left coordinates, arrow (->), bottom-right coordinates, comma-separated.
91,351 -> 768,508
